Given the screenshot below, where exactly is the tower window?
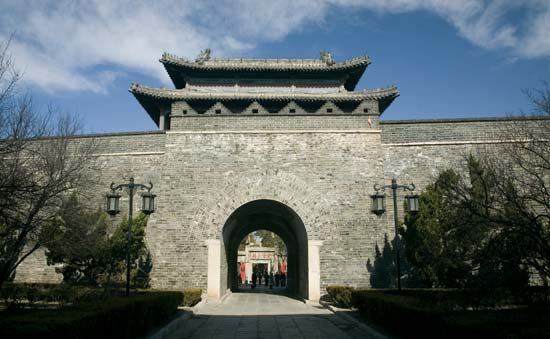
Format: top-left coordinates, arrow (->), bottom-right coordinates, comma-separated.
289,108 -> 296,113
182,109 -> 187,114
215,109 -> 221,114
326,108 -> 333,113
363,108 -> 369,113
252,109 -> 258,114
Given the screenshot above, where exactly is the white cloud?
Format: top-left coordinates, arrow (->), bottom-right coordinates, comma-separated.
0,0 -> 234,93
0,0 -> 548,93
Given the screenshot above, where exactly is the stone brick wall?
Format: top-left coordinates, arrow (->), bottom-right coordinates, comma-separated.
14,131 -> 166,284
169,114 -> 380,131
150,126 -> 387,292
13,115 -> 548,297
381,117 -> 546,144
80,130 -> 166,154
13,249 -> 63,284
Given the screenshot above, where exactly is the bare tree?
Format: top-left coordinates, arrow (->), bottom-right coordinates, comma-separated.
499,84 -> 550,282
470,83 -> 550,283
0,37 -> 96,287
403,83 -> 550,288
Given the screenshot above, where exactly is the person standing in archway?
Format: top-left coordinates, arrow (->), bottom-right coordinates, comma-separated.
239,262 -> 246,285
252,271 -> 257,289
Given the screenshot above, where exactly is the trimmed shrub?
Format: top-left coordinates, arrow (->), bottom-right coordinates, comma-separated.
352,289 -> 445,337
183,288 -> 202,306
326,285 -> 354,308
351,289 -> 550,338
0,283 -> 125,308
0,291 -> 183,339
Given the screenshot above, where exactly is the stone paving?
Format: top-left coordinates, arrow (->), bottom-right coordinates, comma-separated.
166,289 -> 384,339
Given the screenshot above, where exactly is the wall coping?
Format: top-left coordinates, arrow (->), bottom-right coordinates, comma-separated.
68,130 -> 166,139
8,130 -> 166,142
380,115 -> 549,124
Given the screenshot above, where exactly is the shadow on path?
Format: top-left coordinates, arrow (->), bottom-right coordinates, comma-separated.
164,292 -> 385,339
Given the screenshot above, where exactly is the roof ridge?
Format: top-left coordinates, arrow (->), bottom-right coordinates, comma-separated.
160,52 -> 371,67
209,57 -> 325,62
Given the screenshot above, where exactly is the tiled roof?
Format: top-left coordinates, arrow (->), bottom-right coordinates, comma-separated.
129,83 -> 398,102
160,51 -> 371,90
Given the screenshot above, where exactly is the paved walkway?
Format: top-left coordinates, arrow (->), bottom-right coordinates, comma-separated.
166,290 -> 384,339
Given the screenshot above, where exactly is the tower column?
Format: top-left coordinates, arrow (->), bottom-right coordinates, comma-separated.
159,114 -> 165,130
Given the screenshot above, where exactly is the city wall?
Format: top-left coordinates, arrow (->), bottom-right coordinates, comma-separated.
14,117 -> 547,295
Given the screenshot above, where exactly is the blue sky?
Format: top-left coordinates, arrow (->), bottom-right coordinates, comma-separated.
1,1 -> 549,133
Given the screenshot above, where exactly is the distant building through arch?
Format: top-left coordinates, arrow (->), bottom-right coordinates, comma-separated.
236,234 -> 288,286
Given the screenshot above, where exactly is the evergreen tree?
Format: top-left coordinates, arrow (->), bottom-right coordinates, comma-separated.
403,155 -> 530,289
45,194 -> 150,287
43,194 -> 111,285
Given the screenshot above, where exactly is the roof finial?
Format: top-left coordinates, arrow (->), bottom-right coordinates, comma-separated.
320,50 -> 335,66
195,48 -> 211,64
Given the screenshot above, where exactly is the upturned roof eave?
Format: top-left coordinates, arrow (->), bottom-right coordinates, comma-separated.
131,92 -> 161,126
129,83 -> 398,103
129,84 -> 399,122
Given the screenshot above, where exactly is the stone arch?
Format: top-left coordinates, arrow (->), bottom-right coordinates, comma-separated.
222,199 -> 309,299
197,174 -> 331,301
191,171 -> 336,242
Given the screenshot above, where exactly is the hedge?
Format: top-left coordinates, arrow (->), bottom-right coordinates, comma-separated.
352,289 -> 447,337
0,291 -> 184,339
182,288 -> 202,307
1,283 -> 203,308
326,285 -> 354,308
0,283 -> 119,307
378,287 -> 550,310
351,289 -> 550,338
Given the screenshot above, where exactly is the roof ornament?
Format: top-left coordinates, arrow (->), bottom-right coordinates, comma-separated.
320,50 -> 335,66
195,48 -> 211,64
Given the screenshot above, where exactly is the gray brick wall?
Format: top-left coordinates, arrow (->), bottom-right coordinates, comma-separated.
170,115 -> 380,131
13,116 -> 549,296
380,117 -> 546,144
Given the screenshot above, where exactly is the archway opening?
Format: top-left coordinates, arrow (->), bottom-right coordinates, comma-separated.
222,199 -> 308,299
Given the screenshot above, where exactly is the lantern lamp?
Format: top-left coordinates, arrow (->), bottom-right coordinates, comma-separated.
105,192 -> 121,216
141,191 -> 156,214
406,193 -> 420,213
371,191 -> 386,215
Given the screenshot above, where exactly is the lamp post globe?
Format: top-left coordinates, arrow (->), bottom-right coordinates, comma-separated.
371,192 -> 386,215
406,193 -> 420,213
141,191 -> 156,215
105,192 -> 121,216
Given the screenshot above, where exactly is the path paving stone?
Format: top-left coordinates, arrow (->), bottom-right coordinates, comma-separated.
166,291 -> 384,339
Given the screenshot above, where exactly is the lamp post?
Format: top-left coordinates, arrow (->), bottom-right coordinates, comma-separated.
371,178 -> 419,290
105,177 -> 156,296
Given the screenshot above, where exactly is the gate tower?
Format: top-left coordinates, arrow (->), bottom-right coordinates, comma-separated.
128,49 -> 398,301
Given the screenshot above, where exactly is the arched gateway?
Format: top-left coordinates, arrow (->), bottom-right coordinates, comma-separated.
222,200 -> 308,299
